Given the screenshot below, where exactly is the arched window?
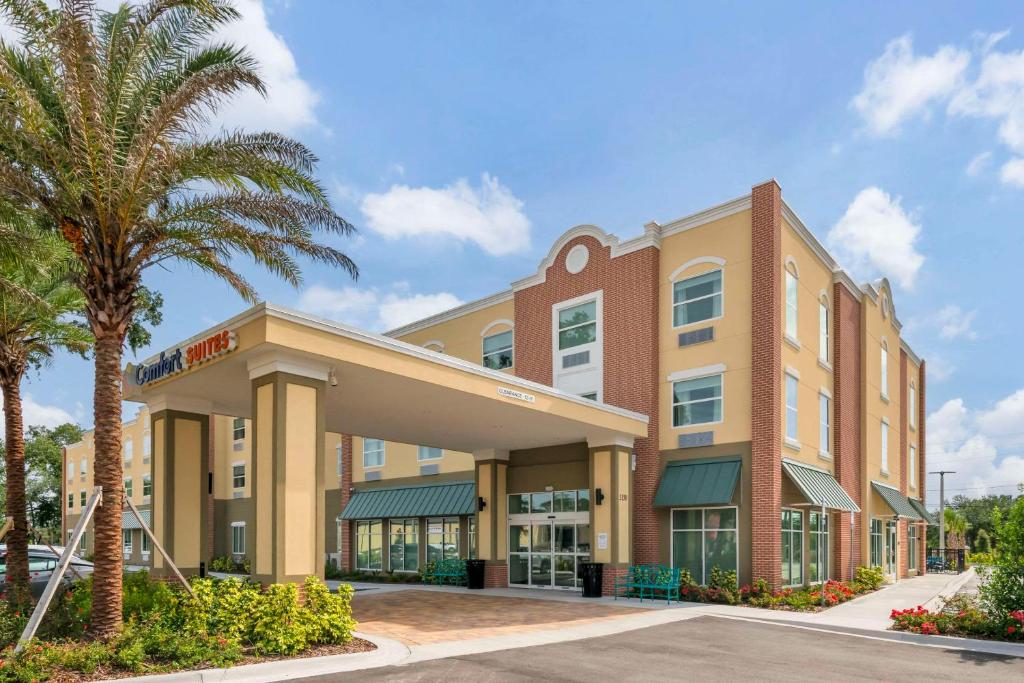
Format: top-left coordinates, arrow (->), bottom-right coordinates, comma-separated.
818,293 -> 830,364
481,320 -> 514,370
880,339 -> 889,399
785,259 -> 799,340
669,257 -> 725,328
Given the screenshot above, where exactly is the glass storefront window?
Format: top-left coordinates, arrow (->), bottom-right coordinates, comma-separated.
870,518 -> 883,568
531,492 -> 553,514
670,507 -> 738,586
781,510 -> 803,587
577,489 -> 590,511
389,519 -> 419,572
508,493 -> 530,514
356,520 -> 383,571
427,517 -> 459,563
553,491 -> 576,512
809,511 -> 829,583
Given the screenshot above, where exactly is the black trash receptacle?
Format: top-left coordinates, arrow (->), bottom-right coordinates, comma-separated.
465,559 -> 486,589
580,562 -> 603,598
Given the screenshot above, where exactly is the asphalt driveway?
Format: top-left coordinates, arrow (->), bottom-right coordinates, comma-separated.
301,616 -> 1024,682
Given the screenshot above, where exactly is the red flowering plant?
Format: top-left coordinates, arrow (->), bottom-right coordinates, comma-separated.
890,595 -> 1024,641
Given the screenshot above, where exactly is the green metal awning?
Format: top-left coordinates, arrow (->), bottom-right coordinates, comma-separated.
908,497 -> 937,525
122,508 -> 151,530
654,457 -> 741,507
339,481 -> 476,520
782,459 -> 860,513
871,481 -> 924,520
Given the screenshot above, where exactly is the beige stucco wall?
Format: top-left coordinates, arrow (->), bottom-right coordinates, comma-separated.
351,437 -> 475,482
396,296 -> 515,367
905,354 -> 922,500
658,209 -> 753,450
862,286 -> 902,490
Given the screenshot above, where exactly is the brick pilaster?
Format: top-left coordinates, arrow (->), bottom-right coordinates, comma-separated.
751,179 -> 783,588
340,434 -> 353,571
918,361 -> 927,574
484,561 -> 508,588
833,280 -> 863,581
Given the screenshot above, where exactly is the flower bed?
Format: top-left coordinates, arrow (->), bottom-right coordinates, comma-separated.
0,572 -> 367,681
677,566 -> 884,612
890,594 -> 1024,642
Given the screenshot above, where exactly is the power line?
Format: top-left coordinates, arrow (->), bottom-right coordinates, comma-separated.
925,483 -> 1021,493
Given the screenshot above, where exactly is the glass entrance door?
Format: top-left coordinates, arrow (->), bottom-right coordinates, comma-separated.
508,489 -> 591,590
885,520 -> 897,577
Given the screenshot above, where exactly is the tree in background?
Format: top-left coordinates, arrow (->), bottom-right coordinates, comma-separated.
974,528 -> 992,554
0,1 -> 356,636
944,508 -> 970,550
982,496 -> 1024,613
952,493 -> 1015,549
0,423 -> 83,538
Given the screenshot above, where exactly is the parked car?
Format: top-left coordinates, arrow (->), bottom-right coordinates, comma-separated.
0,544 -> 94,598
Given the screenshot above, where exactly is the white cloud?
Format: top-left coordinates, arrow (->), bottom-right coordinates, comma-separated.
924,353 -> 956,382
827,187 -> 925,289
852,34 -> 970,136
999,157 -> 1024,186
934,305 -> 979,340
965,150 -> 992,176
360,173 -> 532,256
296,283 -> 463,332
0,395 -> 78,430
927,392 -> 1024,499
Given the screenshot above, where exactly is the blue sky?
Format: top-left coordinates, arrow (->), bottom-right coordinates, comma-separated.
15,1 -> 1024,500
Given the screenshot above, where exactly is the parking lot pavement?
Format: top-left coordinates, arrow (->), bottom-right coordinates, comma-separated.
295,615 -> 1024,683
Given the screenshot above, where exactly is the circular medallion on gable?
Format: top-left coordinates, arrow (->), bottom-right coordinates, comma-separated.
565,244 -> 589,274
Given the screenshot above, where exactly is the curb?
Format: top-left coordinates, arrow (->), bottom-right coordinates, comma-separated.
922,567 -> 976,611
108,632 -> 410,683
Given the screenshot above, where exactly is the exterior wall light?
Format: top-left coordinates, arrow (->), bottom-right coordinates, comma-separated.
595,488 -> 605,505
478,496 -> 487,512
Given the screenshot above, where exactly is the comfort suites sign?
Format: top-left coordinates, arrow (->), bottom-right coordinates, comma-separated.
128,329 -> 237,387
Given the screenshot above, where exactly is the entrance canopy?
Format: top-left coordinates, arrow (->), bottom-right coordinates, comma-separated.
782,459 -> 859,513
872,481 -> 924,521
123,303 -> 648,453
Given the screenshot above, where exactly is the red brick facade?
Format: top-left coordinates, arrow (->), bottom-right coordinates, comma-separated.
918,360 -> 927,574
484,561 -> 508,588
899,350 -> 909,578
339,433 -> 353,571
513,233 -> 661,565
832,281 -> 863,581
750,180 -> 783,587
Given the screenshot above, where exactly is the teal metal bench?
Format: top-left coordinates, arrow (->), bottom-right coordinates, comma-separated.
426,558 -> 467,586
614,564 -> 681,603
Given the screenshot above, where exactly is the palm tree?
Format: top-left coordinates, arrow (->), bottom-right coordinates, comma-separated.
944,508 -> 970,550
0,0 -> 356,636
0,226 -> 90,605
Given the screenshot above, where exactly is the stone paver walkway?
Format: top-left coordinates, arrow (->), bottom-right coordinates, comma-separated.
352,589 -> 644,645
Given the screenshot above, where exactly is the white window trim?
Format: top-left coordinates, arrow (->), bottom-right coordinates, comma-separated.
670,371 -> 724,429
417,445 -> 444,461
669,259 -> 726,331
784,262 -> 799,343
880,418 -> 890,475
552,289 -> 604,401
909,444 -> 918,489
232,461 -> 246,489
784,372 -> 800,449
122,529 -> 133,555
818,389 -> 832,460
909,384 -> 917,430
231,521 -> 246,555
362,438 -> 386,469
818,294 -> 830,365
481,326 -> 514,370
669,505 -> 739,586
781,508 -> 805,588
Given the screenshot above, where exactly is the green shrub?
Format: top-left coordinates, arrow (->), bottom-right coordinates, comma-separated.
855,565 -> 885,591
302,577 -> 357,645
981,498 -> 1024,614
975,528 -> 992,554
967,551 -> 995,566
209,555 -> 251,574
249,583 -> 310,655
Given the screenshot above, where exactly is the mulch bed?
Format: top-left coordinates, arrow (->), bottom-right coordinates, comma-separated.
42,637 -> 377,682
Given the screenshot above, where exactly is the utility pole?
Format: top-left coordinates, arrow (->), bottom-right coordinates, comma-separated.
930,470 -> 956,557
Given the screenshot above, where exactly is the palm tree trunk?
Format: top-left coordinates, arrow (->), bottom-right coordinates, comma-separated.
90,331 -> 124,638
1,373 -> 30,605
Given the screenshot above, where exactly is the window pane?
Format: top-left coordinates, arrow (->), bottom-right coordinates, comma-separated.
704,529 -> 737,582
418,446 -> 443,461
553,491 -> 576,513
674,270 -> 722,304
558,301 -> 597,329
509,525 -> 529,553
673,530 -> 703,584
786,272 -> 798,338
508,494 -> 530,514
675,399 -> 722,427
531,492 -> 553,514
672,509 -> 702,530
576,489 -> 590,512
554,525 -> 575,552
673,375 -> 722,403
675,297 -> 722,326
781,531 -> 791,585
531,524 -> 551,553
705,508 -> 736,530
483,349 -> 514,370
482,330 -> 513,354
558,323 -> 596,349
576,524 -> 591,554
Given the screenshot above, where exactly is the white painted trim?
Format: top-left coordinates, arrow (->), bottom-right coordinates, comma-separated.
384,289 -> 514,338
246,355 -> 330,382
146,394 -> 213,416
480,319 -> 515,337
785,366 -> 800,380
784,255 -> 800,277
781,200 -> 837,270
230,521 -> 246,528
833,270 -> 862,300
659,194 -> 752,238
552,290 -> 604,402
667,256 -> 726,283
784,437 -> 802,452
784,335 -> 802,351
422,340 -> 446,352
817,358 -> 833,373
900,338 -> 923,366
818,386 -> 833,399
586,435 -> 635,449
666,364 -> 727,383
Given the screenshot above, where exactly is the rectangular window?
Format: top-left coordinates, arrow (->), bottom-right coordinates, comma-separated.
818,301 -> 829,363
671,507 -> 738,586
557,300 -> 597,350
67,459 -> 74,481
781,509 -> 804,587
468,517 -> 477,560
143,475 -> 152,498
909,385 -> 917,428
809,511 -> 829,583
143,434 -> 151,462
389,519 -> 420,572
362,438 -> 385,468
417,446 -> 443,461
67,493 -> 74,509
232,463 -> 245,489
909,445 -> 917,487
141,531 -> 151,554
123,439 -> 133,464
672,270 -> 722,327
880,344 -> 888,398
232,523 -> 246,555
819,393 -> 831,455
336,443 -> 344,477
881,420 -> 889,473
672,374 -> 723,427
124,478 -> 133,499
785,271 -> 798,339
356,520 -> 383,571
427,517 -> 460,564
908,525 -> 919,571
123,529 -> 133,554
80,491 -> 86,507
870,518 -> 883,567
233,417 -> 245,441
80,458 -> 87,476
482,330 -> 514,370
785,374 -> 799,442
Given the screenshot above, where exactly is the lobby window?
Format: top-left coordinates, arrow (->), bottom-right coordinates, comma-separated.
362,438 -> 385,468
785,373 -> 799,443
908,525 -> 920,572
781,509 -> 803,587
880,341 -> 889,399
233,417 -> 245,441
232,463 -> 245,489
671,507 -> 738,586
909,445 -> 917,488
80,491 -> 86,507
870,519 -> 883,567
67,492 -> 73,509
427,517 -> 460,563
819,392 -> 831,456
909,384 -> 917,428
122,530 -> 133,555
785,267 -> 798,340
417,446 -> 443,461
232,522 -> 246,555
672,269 -> 722,327
557,300 -> 597,350
124,478 -> 133,499
389,519 -> 419,572
482,330 -> 514,370
881,419 -> 889,473
809,511 -> 829,583
123,438 -> 133,465
672,374 -> 723,427
818,296 -> 829,363
143,475 -> 152,498
356,520 -> 383,571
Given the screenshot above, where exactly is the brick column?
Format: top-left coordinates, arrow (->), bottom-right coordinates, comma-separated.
340,434 -> 353,571
899,351 -> 909,578
918,361 -> 927,574
751,179 -> 783,588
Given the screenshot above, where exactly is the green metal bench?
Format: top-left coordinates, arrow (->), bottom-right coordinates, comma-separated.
425,558 -> 467,586
614,564 -> 681,603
